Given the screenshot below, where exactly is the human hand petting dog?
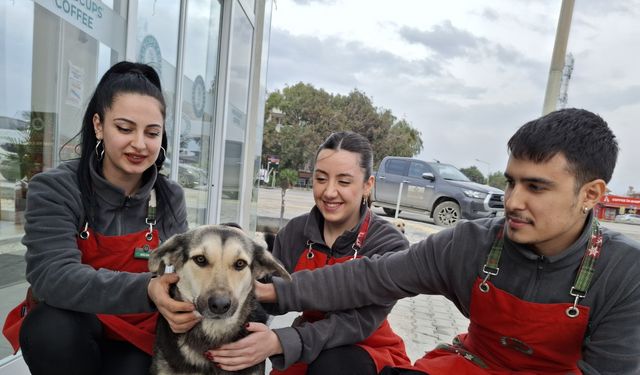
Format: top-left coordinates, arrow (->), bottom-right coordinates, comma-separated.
205,322 -> 283,371
254,280 -> 277,303
148,273 -> 202,333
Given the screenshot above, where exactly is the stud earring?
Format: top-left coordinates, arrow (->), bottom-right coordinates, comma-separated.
582,206 -> 589,215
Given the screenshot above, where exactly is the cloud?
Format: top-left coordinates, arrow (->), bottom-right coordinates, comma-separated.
267,28 -> 444,94
399,21 -> 484,59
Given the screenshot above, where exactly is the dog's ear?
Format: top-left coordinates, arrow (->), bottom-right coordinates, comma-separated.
149,233 -> 190,275
251,241 -> 291,281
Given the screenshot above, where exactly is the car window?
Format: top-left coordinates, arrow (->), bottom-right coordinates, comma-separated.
431,163 -> 471,181
408,161 -> 431,178
386,159 -> 408,176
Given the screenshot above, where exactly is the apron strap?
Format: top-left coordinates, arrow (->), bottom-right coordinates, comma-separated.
567,219 -> 602,317
79,189 -> 157,242
479,227 -> 503,292
480,219 -> 603,318
145,189 -> 157,241
352,209 -> 372,259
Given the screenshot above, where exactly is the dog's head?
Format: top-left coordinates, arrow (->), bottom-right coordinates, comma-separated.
149,224 -> 291,320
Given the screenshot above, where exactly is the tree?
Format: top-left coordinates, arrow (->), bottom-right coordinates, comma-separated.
460,166 -> 485,184
262,82 -> 423,173
277,168 -> 299,228
488,171 -> 507,191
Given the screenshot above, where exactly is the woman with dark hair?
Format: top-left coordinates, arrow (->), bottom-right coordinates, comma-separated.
3,61 -> 196,375
206,131 -> 411,375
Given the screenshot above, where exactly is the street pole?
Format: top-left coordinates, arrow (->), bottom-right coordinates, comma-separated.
542,0 -> 575,115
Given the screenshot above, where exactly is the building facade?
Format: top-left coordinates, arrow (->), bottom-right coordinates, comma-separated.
0,0 -> 272,237
594,194 -> 640,221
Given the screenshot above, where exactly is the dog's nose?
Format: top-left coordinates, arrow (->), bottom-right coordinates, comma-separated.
208,295 -> 231,314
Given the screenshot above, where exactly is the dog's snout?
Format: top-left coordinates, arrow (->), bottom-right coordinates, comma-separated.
208,294 -> 231,314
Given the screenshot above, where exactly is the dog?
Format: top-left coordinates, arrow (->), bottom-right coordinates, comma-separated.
148,224 -> 291,375
393,218 -> 406,234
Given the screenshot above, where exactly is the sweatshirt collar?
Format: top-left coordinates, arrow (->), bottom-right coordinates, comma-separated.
305,203 -> 369,250
89,154 -> 158,206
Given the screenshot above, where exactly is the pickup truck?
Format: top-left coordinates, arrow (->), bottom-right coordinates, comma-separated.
372,156 -> 504,226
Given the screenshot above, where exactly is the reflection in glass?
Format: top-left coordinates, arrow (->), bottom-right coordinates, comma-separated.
136,0 -> 180,169
178,0 -> 223,228
220,2 -> 253,224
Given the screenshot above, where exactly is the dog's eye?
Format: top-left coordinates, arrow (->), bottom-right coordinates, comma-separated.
192,255 -> 207,266
234,259 -> 247,270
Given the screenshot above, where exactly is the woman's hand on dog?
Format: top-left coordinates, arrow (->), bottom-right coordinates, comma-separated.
148,273 -> 201,333
205,322 -> 282,370
254,281 -> 277,303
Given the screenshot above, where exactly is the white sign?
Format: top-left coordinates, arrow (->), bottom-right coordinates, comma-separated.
36,0 -> 126,55
66,61 -> 84,108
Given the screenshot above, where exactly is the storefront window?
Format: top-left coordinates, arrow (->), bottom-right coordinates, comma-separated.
136,0 -> 180,166
179,0 -> 223,227
220,1 -> 254,224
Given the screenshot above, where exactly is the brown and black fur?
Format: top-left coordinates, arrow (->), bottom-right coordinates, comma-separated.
148,224 -> 291,375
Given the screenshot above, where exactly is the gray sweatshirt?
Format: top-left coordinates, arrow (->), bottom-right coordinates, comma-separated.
23,159 -> 188,314
269,205 -> 409,369
272,216 -> 640,374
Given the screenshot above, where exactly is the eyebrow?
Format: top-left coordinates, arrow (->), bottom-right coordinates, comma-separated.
504,172 -> 556,187
314,169 -> 354,178
113,118 -> 162,128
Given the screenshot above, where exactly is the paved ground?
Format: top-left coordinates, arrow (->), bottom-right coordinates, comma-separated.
2,186 -> 640,369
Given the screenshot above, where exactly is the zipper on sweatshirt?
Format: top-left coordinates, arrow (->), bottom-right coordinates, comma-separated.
528,255 -> 546,300
117,196 -> 132,235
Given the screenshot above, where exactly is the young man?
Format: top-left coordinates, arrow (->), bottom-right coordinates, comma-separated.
257,108 -> 640,374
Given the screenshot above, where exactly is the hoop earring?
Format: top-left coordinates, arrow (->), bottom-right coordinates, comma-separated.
156,146 -> 167,167
95,140 -> 104,161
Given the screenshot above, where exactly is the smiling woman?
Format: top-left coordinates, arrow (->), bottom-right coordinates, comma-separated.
2,62 -> 191,375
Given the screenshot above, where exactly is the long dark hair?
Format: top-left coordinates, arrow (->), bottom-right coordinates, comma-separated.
77,61 -> 176,228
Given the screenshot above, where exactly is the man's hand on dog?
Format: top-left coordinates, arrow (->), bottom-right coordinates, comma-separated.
205,322 -> 282,370
148,273 -> 202,333
254,280 -> 277,303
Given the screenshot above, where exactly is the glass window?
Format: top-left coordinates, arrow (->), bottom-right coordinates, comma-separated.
136,0 -> 180,164
179,0 -> 223,227
386,159 -> 408,176
220,2 -> 254,223
0,0 -> 126,358
408,161 -> 431,179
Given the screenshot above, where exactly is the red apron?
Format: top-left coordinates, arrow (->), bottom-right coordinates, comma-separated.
79,226 -> 160,355
2,227 -> 159,355
394,222 -> 603,374
405,278 -> 589,374
272,211 -> 411,374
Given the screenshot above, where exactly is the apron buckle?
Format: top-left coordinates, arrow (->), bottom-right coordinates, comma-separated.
479,265 -> 499,292
79,222 -> 90,240
566,287 -> 585,318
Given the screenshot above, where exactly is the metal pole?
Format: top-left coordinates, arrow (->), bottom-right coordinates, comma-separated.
542,0 -> 575,115
395,181 -> 406,219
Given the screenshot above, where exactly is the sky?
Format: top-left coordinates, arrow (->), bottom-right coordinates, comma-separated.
265,0 -> 640,195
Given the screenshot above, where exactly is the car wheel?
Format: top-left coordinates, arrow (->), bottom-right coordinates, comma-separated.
433,201 -> 460,227
382,207 -> 399,217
